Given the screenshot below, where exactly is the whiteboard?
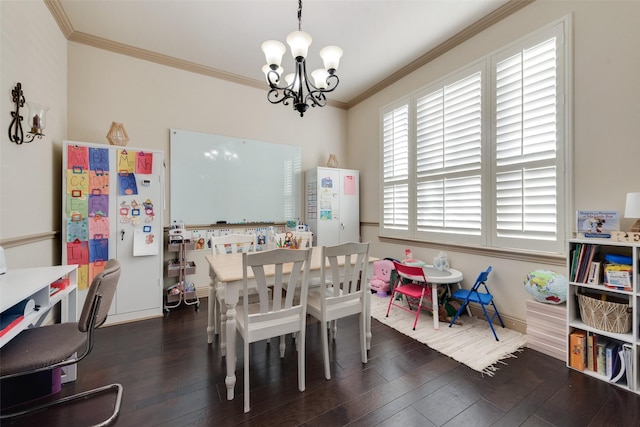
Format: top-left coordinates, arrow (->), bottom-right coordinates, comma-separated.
170,129 -> 301,225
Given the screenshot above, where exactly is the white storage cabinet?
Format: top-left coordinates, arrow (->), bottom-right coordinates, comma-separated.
305,167 -> 360,246
62,140 -> 165,324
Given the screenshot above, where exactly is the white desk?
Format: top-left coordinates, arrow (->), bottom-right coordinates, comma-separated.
205,248 -> 377,401
403,263 -> 463,330
0,265 -> 78,381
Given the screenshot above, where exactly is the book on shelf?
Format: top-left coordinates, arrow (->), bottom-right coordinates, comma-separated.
610,344 -> 627,384
587,333 -> 595,371
570,243 -> 601,283
570,330 -> 587,371
596,339 -> 608,376
570,243 -> 586,282
605,341 -> 619,379
592,333 -> 599,373
587,261 -> 602,285
622,343 -> 636,390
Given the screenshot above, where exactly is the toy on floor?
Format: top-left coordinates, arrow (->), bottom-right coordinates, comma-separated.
439,300 -> 463,325
370,259 -> 394,296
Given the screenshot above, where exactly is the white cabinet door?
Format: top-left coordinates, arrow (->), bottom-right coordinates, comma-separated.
305,167 -> 359,246
114,155 -> 164,316
338,169 -> 359,243
62,141 -> 164,324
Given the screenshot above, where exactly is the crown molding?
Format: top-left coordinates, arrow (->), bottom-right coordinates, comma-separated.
345,0 -> 535,108
45,0 -> 532,111
44,0 -> 74,38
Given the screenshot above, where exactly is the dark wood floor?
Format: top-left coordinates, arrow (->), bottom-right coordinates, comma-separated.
5,297 -> 640,427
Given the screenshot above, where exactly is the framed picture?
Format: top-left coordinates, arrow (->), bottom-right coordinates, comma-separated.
576,210 -> 619,238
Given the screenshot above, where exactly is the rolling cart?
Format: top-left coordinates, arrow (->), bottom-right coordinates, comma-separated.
165,235 -> 200,311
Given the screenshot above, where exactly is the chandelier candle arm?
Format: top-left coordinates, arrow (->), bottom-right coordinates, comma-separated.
260,0 -> 343,117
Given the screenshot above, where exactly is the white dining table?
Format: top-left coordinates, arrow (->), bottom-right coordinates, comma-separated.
205,247 -> 378,400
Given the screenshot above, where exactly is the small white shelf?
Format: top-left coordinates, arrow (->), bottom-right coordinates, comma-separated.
567,238 -> 638,394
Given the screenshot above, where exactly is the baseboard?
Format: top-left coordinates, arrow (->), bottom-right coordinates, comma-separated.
197,287 -> 209,299
468,305 -> 527,334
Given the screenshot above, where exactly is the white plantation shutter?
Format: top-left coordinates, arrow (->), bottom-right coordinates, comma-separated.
416,72 -> 482,175
496,166 -> 557,239
382,103 -> 410,231
415,70 -> 482,236
495,35 -> 560,244
379,20 -> 567,253
417,176 -> 482,234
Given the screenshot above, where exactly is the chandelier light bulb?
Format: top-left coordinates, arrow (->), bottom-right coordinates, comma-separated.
286,30 -> 312,60
261,40 -> 286,68
311,69 -> 329,89
319,46 -> 343,73
285,73 -> 297,87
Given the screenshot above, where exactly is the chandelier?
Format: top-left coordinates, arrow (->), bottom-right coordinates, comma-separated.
261,0 -> 343,117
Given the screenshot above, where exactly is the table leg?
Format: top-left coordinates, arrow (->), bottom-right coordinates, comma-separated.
207,279 -> 216,344
220,296 -> 227,357
432,282 -> 439,330
225,300 -> 238,400
365,280 -> 372,350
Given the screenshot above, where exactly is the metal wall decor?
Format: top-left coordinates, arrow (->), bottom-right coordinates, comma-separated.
8,82 -> 48,144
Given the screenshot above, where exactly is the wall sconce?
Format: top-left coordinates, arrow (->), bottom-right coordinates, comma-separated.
8,82 -> 48,144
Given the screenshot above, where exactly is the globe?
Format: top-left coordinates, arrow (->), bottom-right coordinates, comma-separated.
524,270 -> 567,304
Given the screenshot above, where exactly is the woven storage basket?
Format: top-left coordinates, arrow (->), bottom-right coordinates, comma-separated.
577,292 -> 631,334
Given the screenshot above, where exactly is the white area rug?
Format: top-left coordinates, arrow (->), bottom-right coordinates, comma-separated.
370,294 -> 527,376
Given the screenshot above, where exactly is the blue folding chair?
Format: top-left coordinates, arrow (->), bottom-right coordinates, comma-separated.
448,266 -> 504,341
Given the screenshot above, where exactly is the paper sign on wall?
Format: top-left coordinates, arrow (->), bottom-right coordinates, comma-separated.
133,227 -> 159,256
67,145 -> 89,170
136,152 -> 153,174
344,175 -> 356,195
117,149 -> 136,173
89,147 -> 109,171
66,240 -> 89,265
89,216 -> 110,239
118,173 -> 138,195
67,218 -> 88,242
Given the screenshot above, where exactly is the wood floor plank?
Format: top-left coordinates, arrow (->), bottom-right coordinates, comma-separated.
5,297 -> 640,427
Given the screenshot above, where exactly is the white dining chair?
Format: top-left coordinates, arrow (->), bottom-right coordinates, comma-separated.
210,233 -> 257,338
236,248 -> 312,412
306,241 -> 370,380
210,233 -> 256,255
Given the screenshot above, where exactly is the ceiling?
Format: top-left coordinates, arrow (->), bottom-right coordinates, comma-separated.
52,0 -> 527,108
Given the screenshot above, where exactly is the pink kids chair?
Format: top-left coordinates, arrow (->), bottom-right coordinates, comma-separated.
370,259 -> 394,296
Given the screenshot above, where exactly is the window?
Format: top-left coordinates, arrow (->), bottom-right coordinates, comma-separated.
380,20 -> 568,254
382,101 -> 410,232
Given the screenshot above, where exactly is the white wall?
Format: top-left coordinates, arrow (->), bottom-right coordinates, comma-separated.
347,1 -> 640,325
4,0 -> 639,327
0,0 -> 67,268
67,43 -> 348,228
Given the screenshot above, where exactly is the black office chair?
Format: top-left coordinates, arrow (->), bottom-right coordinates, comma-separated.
0,259 -> 123,425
